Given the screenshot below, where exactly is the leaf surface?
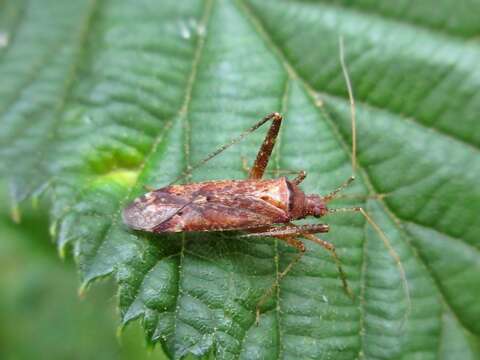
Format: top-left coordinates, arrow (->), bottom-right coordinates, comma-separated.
1,0 -> 480,359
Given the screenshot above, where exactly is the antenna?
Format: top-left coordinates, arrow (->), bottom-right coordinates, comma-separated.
339,36 -> 357,176
169,113 -> 279,185
333,37 -> 411,326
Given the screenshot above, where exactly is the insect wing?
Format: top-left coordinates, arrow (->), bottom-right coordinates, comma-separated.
122,191 -> 189,231
123,178 -> 292,233
153,194 -> 289,232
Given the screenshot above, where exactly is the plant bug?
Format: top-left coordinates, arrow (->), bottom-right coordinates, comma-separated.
122,38 -> 410,324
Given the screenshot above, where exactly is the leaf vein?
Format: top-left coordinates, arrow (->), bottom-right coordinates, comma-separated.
171,0 -> 214,357
241,0 -> 480,153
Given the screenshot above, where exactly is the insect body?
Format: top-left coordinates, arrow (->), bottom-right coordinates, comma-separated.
123,177 -> 329,233
122,40 -> 410,323
123,112 -> 338,258
123,111 -> 359,318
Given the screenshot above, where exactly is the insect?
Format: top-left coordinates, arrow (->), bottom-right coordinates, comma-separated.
122,39 -> 410,324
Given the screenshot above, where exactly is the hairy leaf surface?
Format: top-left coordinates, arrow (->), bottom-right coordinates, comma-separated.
1,0 -> 479,359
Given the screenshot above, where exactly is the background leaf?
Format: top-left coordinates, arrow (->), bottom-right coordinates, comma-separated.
1,0 -> 479,359
0,185 -> 169,360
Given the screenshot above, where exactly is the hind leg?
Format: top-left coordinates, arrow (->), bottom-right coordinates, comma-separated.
247,223 -> 352,324
248,113 -> 283,179
253,235 -> 305,325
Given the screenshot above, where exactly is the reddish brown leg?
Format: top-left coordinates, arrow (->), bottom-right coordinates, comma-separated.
241,156 -> 304,179
170,112 -> 282,185
292,170 -> 307,185
242,223 -> 329,238
248,112 -> 283,179
253,235 -> 305,325
245,224 -> 351,297
302,233 -> 353,298
328,206 -> 411,318
246,223 -> 353,324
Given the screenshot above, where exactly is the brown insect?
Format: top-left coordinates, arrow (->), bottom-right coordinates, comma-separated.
122,40 -> 410,323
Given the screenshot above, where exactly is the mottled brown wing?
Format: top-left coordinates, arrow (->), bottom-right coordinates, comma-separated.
122,191 -> 191,231
153,195 -> 290,232
164,178 -> 289,206
123,178 -> 292,233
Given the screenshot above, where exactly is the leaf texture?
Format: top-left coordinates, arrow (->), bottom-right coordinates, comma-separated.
1,0 -> 480,359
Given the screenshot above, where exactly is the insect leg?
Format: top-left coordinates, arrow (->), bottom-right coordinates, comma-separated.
244,224 -> 352,298
329,206 -> 411,321
254,235 -> 305,325
242,156 -> 304,178
292,170 -> 307,185
302,233 -> 353,299
248,112 -> 283,179
170,112 -> 282,185
241,223 -> 329,238
246,223 -> 353,323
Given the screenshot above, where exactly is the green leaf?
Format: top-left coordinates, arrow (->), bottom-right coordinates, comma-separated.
0,187 -> 169,360
1,0 -> 480,359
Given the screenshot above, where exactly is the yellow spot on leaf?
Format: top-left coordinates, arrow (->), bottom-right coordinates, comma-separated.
91,169 -> 139,189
